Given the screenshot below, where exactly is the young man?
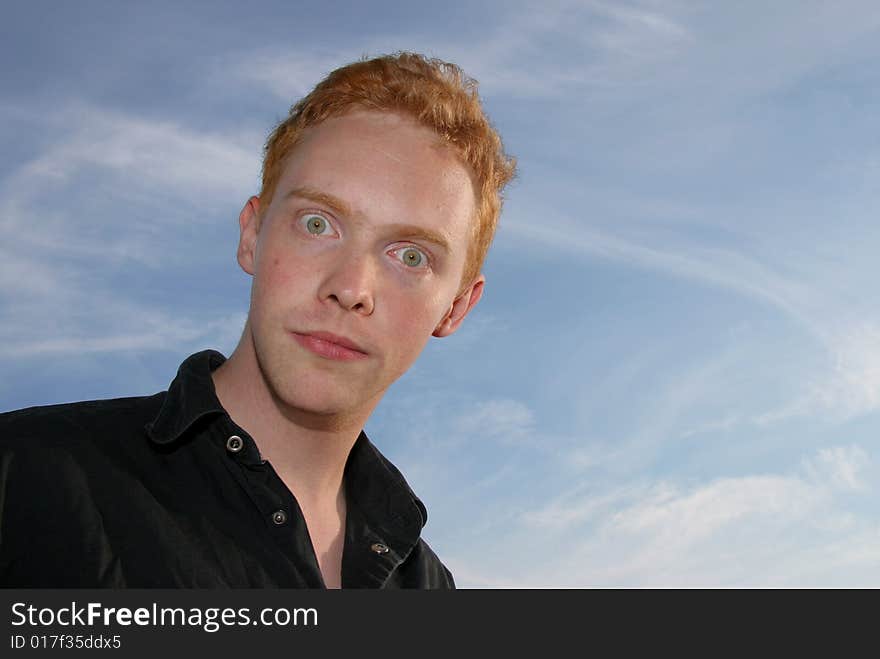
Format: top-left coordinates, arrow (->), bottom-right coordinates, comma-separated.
0,53 -> 515,588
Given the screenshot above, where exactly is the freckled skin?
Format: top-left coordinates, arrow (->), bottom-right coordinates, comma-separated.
236,111 -> 483,424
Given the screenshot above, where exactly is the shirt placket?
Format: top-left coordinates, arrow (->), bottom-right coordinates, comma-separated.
214,421 -> 326,588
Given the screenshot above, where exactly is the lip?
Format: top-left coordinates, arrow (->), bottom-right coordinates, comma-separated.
290,331 -> 369,361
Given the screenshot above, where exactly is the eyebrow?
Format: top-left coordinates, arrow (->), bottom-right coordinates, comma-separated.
284,186 -> 452,255
381,223 -> 452,255
285,186 -> 352,218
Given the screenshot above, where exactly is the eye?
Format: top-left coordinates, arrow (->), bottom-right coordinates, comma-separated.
394,246 -> 428,268
301,213 -> 336,236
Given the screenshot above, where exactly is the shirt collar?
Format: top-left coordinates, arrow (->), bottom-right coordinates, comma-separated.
144,349 -> 428,538
145,349 -> 227,445
346,430 -> 429,531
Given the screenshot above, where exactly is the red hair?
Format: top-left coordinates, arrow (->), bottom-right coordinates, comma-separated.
259,52 -> 516,291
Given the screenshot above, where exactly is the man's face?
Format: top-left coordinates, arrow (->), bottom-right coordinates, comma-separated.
236,111 -> 483,420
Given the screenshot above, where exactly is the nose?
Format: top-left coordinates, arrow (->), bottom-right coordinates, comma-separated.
318,248 -> 376,316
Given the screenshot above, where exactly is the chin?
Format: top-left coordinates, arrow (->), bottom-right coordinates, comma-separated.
271,378 -> 370,419
254,338 -> 388,420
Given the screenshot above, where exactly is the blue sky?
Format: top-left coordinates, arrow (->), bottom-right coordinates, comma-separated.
3,0 -> 880,586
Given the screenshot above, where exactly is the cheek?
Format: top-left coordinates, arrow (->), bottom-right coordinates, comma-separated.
265,256 -> 291,286
253,253 -> 311,311
384,291 -> 448,346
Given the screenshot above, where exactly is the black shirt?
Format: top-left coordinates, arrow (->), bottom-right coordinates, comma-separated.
0,350 -> 454,588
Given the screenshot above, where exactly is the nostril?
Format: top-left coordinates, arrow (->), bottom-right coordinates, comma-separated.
321,284 -> 373,314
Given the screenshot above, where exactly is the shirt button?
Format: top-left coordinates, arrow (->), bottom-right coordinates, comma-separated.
226,435 -> 244,453
370,542 -> 389,555
271,510 -> 287,525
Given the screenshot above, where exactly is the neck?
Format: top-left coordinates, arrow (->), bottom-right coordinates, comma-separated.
211,329 -> 372,507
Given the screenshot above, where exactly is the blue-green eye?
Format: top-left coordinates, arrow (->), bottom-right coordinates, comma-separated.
399,247 -> 425,267
302,213 -> 332,235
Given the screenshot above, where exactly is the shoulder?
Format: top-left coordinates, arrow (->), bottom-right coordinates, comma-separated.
0,394 -> 167,488
0,394 -> 165,448
0,396 -> 164,586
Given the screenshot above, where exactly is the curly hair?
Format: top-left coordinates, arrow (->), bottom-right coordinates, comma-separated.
259,52 -> 516,291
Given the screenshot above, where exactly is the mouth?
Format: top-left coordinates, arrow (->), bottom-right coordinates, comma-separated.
290,331 -> 369,361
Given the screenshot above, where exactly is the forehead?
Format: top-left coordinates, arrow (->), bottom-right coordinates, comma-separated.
272,111 -> 477,244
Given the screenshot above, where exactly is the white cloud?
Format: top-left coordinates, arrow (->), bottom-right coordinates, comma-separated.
802,444 -> 870,492
0,102 -> 256,362
454,398 -> 536,443
227,1 -> 694,102
0,311 -> 246,360
756,323 -> 880,424
521,481 -> 641,531
449,443 -> 878,586
3,103 -> 259,223
0,105 -> 258,287
503,209 -> 811,324
225,49 -> 365,102
608,474 -> 820,542
814,325 -> 880,421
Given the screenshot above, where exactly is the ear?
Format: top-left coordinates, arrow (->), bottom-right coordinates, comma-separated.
433,275 -> 485,338
237,196 -> 261,276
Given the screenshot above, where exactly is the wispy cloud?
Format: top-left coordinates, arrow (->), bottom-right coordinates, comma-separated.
453,399 -> 536,444
223,49 -> 367,103
452,443 -> 878,586
5,0 -> 880,588
504,209 -> 811,324
0,311 -> 246,360
802,444 -> 870,492
0,102 -> 256,363
2,102 -> 259,228
228,1 -> 694,101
